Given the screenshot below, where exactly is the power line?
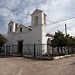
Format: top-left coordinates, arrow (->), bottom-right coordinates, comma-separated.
46,17 -> 75,25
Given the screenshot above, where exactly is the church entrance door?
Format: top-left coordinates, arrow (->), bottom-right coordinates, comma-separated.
18,40 -> 23,54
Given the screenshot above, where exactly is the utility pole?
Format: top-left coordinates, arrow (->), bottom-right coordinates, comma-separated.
65,23 -> 67,36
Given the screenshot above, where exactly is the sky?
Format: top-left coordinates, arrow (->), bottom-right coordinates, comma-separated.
0,0 -> 75,36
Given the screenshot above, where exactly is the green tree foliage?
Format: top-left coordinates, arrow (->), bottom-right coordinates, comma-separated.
51,30 -> 75,47
65,34 -> 75,46
0,34 -> 7,47
51,30 -> 66,47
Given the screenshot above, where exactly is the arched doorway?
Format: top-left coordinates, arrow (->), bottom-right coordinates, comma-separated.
47,38 -> 51,54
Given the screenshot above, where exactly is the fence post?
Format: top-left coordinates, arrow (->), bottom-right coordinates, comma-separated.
5,45 -> 7,54
64,47 -> 65,55
73,47 -> 75,54
68,46 -> 69,55
34,44 -> 36,57
52,47 -> 53,56
10,45 -> 12,55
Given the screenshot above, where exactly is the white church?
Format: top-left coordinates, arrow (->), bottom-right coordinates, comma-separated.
7,9 -> 54,54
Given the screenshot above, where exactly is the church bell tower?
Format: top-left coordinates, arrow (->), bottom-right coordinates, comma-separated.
31,8 -> 46,27
8,20 -> 18,33
31,8 -> 47,44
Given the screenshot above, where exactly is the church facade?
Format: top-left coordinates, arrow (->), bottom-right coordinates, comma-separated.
7,9 -> 53,54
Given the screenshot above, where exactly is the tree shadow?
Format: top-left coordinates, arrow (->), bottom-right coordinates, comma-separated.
23,55 -> 53,61
70,62 -> 75,65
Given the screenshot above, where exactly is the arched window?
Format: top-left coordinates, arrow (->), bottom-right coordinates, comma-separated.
35,16 -> 38,25
20,27 -> 22,32
10,25 -> 12,32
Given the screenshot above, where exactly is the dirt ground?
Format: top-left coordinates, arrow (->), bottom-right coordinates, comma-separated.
0,55 -> 75,75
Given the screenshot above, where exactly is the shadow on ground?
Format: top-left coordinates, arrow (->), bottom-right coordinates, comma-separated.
70,62 -> 75,65
0,53 -> 53,61
0,54 -> 23,58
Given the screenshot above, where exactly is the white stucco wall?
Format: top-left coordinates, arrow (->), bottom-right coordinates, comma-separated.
7,24 -> 43,54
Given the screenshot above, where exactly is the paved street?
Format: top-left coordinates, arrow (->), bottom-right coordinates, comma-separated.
0,55 -> 75,75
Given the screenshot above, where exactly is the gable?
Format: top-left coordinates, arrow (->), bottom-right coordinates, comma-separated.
15,24 -> 32,33
31,9 -> 43,16
8,20 -> 14,25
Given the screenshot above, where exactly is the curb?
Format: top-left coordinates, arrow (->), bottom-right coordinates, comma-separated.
53,54 -> 74,60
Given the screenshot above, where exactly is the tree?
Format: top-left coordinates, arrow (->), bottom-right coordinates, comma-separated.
0,34 -> 7,47
51,30 -> 75,47
65,34 -> 75,46
51,30 -> 75,55
51,30 -> 66,47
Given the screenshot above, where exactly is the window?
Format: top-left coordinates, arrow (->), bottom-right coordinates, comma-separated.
16,23 -> 18,30
10,25 -> 12,32
35,16 -> 38,25
44,14 -> 46,24
20,27 -> 22,32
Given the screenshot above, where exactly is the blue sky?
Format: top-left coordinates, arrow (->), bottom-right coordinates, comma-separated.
0,0 -> 75,36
